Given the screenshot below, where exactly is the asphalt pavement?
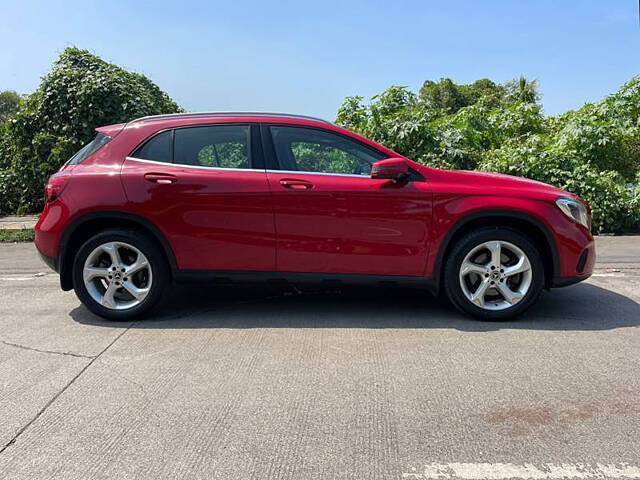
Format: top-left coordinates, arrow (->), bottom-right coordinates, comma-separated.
0,237 -> 638,479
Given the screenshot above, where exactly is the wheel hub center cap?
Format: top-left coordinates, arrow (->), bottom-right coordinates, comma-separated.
491,271 -> 501,280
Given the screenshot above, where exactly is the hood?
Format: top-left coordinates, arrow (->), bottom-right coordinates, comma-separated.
425,167 -> 574,201
461,170 -> 563,190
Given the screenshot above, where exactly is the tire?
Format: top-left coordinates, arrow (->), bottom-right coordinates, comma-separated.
72,228 -> 170,320
444,227 -> 544,321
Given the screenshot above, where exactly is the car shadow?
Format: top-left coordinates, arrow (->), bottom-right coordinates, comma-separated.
69,281 -> 640,332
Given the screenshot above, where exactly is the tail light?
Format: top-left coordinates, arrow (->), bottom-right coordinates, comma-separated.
44,174 -> 71,203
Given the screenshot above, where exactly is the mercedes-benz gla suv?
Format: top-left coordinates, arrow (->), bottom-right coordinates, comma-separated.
35,112 -> 595,320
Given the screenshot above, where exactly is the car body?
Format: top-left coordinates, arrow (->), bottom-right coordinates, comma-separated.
35,112 -> 595,320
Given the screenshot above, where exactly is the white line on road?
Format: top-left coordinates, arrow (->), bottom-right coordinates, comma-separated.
402,463 -> 640,479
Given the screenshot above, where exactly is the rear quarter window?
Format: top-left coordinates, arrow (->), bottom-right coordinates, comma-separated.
131,130 -> 172,163
68,133 -> 111,165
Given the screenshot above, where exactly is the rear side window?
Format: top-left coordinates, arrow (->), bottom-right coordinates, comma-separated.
68,133 -> 111,165
174,125 -> 251,169
131,130 -> 172,163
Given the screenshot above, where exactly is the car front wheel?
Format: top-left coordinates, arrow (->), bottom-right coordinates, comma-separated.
72,229 -> 169,320
444,228 -> 544,320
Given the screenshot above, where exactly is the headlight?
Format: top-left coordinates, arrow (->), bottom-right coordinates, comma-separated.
556,197 -> 590,229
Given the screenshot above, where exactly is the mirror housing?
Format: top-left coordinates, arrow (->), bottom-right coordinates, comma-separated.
371,157 -> 410,182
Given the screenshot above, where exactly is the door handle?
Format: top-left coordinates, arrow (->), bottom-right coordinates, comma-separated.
279,179 -> 313,190
144,173 -> 178,184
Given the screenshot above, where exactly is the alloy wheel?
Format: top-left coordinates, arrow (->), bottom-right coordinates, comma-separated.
82,241 -> 152,310
458,240 -> 532,311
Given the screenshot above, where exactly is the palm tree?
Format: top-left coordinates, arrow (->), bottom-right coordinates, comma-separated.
506,76 -> 540,104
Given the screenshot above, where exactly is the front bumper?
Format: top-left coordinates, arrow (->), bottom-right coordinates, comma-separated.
551,273 -> 592,288
551,244 -> 594,288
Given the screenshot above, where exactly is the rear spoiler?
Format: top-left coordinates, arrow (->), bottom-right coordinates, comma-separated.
95,123 -> 126,138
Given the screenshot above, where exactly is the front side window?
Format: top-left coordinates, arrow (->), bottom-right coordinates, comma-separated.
131,130 -> 172,163
174,125 -> 251,169
68,133 -> 111,165
269,126 -> 386,175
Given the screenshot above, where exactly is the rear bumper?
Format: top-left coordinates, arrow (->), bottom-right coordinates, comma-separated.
34,201 -> 63,275
38,249 -> 59,273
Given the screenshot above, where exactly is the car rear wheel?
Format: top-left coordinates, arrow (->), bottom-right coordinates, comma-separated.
72,229 -> 169,320
444,228 -> 544,320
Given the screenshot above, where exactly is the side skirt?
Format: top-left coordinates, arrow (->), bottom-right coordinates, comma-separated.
174,270 -> 439,295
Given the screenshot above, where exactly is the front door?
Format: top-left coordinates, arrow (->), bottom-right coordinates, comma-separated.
120,124 -> 276,271
263,124 -> 431,276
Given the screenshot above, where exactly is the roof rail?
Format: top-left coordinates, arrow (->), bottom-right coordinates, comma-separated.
131,111 -> 332,124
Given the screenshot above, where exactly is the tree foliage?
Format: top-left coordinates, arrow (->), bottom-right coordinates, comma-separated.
336,76 -> 640,233
0,48 -> 182,214
0,90 -> 21,122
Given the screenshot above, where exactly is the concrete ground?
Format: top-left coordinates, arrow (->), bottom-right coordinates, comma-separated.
0,237 -> 638,479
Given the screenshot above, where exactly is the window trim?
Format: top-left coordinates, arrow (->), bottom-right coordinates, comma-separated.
124,156 -> 261,173
128,123 -> 264,170
265,169 -> 373,179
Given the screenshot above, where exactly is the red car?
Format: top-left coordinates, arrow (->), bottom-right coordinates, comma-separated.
35,112 -> 594,321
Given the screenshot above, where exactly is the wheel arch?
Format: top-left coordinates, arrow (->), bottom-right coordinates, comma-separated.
58,211 -> 177,291
433,210 -> 559,290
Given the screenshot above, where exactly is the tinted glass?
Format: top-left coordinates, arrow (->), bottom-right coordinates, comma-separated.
131,131 -> 172,163
174,125 -> 251,169
269,126 -> 386,175
68,133 -> 111,165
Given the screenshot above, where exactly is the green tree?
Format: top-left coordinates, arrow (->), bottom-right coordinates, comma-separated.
0,90 -> 20,122
419,78 -> 506,113
419,78 -> 465,112
0,47 -> 182,214
505,75 -> 540,104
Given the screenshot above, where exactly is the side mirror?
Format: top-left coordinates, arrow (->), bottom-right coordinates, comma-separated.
371,157 -> 410,182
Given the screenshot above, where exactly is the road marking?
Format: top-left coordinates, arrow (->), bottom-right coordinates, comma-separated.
0,273 -> 50,281
402,463 -> 640,479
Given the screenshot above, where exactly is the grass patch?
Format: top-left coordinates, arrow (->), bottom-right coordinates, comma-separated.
0,229 -> 35,242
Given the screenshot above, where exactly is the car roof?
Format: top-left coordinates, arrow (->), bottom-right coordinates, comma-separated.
129,111 -> 332,125
98,111 -> 404,163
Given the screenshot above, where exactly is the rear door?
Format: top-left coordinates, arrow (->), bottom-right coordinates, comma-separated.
264,124 -> 431,276
120,124 -> 276,271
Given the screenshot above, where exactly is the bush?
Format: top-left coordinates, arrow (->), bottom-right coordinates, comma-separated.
336,76 -> 640,233
479,137 -> 640,233
0,48 -> 182,214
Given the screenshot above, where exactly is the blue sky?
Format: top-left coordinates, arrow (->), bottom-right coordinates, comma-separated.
0,0 -> 638,119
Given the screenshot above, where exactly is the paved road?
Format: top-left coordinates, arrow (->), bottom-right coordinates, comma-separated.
0,238 -> 638,479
